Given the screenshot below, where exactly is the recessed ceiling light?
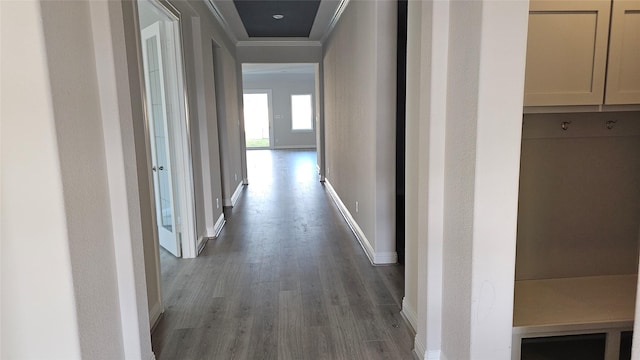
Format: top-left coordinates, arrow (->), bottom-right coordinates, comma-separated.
272,14 -> 284,20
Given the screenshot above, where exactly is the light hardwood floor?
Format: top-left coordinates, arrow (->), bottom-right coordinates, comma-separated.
152,150 -> 414,359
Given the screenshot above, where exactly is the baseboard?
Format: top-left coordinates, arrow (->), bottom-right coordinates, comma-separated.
273,145 -> 317,150
197,234 -> 208,255
213,213 -> 225,238
149,301 -> 163,332
413,334 -> 443,360
224,181 -> 244,207
231,181 -> 243,206
324,181 -> 396,265
401,297 -> 418,332
375,251 -> 398,264
414,335 -> 427,360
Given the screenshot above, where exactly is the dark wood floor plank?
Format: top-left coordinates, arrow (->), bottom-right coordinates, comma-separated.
277,290 -> 304,359
246,281 -> 279,360
302,325 -> 338,360
364,340 -> 403,360
151,150 -> 413,359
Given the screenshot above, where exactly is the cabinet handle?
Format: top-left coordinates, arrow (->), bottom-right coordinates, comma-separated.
561,121 -> 571,131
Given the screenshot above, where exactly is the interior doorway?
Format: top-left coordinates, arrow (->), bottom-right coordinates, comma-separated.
137,0 -> 196,258
243,90 -> 273,149
240,63 -> 321,182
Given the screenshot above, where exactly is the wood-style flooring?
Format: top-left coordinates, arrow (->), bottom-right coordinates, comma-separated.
152,150 -> 415,359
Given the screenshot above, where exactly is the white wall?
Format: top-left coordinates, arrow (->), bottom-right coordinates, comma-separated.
177,1 -> 223,243
2,1 -> 154,359
214,46 -> 245,206
1,2 -> 82,358
243,72 -> 317,149
404,0 -> 529,358
323,0 -> 397,264
237,43 -> 322,63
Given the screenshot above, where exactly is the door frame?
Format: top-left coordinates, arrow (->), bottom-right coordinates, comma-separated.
242,89 -> 274,149
137,0 -> 198,259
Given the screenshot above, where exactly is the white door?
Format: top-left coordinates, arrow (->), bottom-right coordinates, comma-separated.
141,22 -> 180,257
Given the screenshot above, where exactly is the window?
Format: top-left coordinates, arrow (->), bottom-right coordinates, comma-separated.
291,94 -> 313,131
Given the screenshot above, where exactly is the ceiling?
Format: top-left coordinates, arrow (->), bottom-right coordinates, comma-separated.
234,1 -> 321,38
206,0 -> 346,43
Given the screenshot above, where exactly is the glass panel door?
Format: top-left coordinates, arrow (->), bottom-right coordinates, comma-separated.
141,21 -> 180,257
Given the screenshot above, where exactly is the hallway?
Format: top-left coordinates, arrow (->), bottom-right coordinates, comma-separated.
152,150 -> 414,359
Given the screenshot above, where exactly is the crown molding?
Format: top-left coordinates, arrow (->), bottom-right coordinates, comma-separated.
321,0 -> 350,43
236,40 -> 322,47
204,0 -> 238,44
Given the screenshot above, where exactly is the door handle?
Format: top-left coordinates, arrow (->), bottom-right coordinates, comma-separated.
152,166 -> 157,172
158,166 -> 164,171
152,166 -> 165,172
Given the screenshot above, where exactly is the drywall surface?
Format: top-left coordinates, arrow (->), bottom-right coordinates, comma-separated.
243,72 -> 317,148
94,2 -> 154,357
175,4 -> 211,243
517,112 -> 640,280
1,2 -> 82,358
323,0 -> 397,263
405,0 -> 451,357
215,46 -> 245,206
404,0 -> 528,358
188,0 -> 238,236
439,3 -> 483,358
237,44 -> 322,63
403,0 -> 422,331
466,2 -> 528,357
41,1 -> 127,358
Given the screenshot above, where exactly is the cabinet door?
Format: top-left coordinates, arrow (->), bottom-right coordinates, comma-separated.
604,0 -> 640,104
524,0 -> 611,106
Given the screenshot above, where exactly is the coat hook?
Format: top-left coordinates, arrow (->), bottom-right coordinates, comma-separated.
606,120 -> 617,130
561,121 -> 571,131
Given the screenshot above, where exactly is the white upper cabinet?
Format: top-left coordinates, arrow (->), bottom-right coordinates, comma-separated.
524,0 -> 640,107
605,0 -> 640,104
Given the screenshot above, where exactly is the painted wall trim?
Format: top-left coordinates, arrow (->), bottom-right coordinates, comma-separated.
273,145 -> 317,150
414,335 -> 426,360
231,181 -> 244,206
401,297 -> 418,332
204,0 -> 238,44
197,234 -> 209,255
214,213 -> 226,237
237,40 -> 322,47
148,302 -> 163,332
325,180 -> 375,263
321,0 -> 351,43
426,350 -> 443,360
324,180 -> 397,265
148,354 -> 157,360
